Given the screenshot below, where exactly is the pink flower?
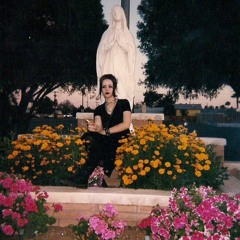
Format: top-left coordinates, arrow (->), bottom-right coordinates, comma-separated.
103,203 -> 118,218
173,213 -> 188,229
102,228 -> 116,239
24,195 -> 38,212
17,218 -> 28,227
191,231 -> 204,240
2,176 -> 14,189
3,196 -> 15,207
1,224 -> 15,236
10,182 -> 19,193
11,211 -> 21,220
52,203 -> 63,212
2,209 -> 12,217
37,191 -> 49,200
89,217 -> 107,235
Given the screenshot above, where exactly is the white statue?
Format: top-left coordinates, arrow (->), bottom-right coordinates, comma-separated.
96,5 -> 136,109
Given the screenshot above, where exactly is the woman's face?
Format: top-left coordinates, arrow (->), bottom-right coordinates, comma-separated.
101,79 -> 114,98
112,7 -> 122,22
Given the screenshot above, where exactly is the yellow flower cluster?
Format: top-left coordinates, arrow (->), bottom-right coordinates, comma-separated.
115,124 -> 213,190
7,125 -> 87,185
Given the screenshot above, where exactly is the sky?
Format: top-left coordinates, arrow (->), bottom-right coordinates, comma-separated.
54,0 -> 237,109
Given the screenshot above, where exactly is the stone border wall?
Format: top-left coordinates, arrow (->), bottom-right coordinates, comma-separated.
40,187 -> 170,227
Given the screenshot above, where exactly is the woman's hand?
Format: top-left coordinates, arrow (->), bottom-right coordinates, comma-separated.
87,121 -> 97,132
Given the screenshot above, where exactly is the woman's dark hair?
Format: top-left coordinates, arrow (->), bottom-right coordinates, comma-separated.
99,74 -> 118,97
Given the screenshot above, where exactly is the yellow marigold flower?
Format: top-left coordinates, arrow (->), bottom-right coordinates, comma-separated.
196,163 -> 203,171
15,161 -> 20,166
75,139 -> 83,145
8,154 -> 14,160
33,139 -> 42,146
167,170 -> 173,175
195,153 -> 208,161
79,158 -> 86,165
158,168 -> 165,174
205,160 -> 211,165
132,175 -> 138,180
119,138 -> 128,143
195,170 -> 202,177
148,137 -> 155,142
138,163 -> 144,169
47,170 -> 53,174
154,150 -> 160,156
133,165 -> 138,170
150,160 -> 158,168
139,170 -> 146,176
176,158 -> 182,164
26,154 -> 32,158
24,145 -> 31,151
144,159 -> 149,164
12,151 -> 19,157
140,139 -> 146,145
165,162 -> 171,167
126,167 -> 133,174
68,166 -> 73,172
41,129 -> 51,136
65,140 -> 71,145
56,142 -> 64,148
199,146 -> 206,152
22,166 -> 29,172
115,159 -> 123,167
56,124 -> 64,130
203,165 -> 210,170
184,152 -> 189,157
40,160 -> 47,166
41,142 -> 49,150
172,175 -> 177,180
186,161 -> 190,164
174,164 -> 180,169
125,147 -> 133,152
131,149 -> 139,155
177,168 -> 183,173
144,166 -> 151,172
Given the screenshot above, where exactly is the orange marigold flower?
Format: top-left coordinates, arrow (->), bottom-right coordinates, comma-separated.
158,168 -> 165,174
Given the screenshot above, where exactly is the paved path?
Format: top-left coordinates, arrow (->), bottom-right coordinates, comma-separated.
220,175 -> 240,196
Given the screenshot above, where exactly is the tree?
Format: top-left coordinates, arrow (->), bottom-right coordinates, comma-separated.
35,96 -> 55,115
144,90 -> 177,116
1,0 -> 107,137
137,0 -> 240,103
58,100 -> 76,115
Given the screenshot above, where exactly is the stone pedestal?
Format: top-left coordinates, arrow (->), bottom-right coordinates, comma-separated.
76,112 -> 165,128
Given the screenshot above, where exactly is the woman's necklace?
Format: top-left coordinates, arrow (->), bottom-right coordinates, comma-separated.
105,98 -> 117,114
105,98 -> 116,105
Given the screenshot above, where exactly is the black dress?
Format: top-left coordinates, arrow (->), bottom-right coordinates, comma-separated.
79,99 -> 131,184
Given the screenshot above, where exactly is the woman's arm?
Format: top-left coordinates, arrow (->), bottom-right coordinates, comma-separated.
99,111 -> 131,135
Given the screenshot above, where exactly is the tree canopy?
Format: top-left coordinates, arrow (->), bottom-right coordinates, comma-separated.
137,0 -> 240,106
1,0 -> 107,136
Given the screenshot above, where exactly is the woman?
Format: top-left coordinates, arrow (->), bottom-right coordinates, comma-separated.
96,5 -> 136,110
78,74 -> 132,187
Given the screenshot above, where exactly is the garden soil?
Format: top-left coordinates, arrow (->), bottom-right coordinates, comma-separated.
2,226 -> 146,240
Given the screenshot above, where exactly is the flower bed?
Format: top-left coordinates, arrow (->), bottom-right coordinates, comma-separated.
0,172 -> 62,238
116,124 -> 228,190
139,185 -> 240,239
2,124 -> 228,191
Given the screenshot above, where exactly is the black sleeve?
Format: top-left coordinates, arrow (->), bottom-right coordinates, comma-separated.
120,99 -> 131,112
94,105 -> 103,117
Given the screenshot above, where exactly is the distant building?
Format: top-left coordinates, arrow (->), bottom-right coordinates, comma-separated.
134,106 -> 164,114
174,104 -> 202,117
